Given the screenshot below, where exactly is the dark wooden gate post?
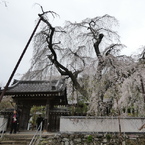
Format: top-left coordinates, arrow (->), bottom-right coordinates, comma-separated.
44,99 -> 50,131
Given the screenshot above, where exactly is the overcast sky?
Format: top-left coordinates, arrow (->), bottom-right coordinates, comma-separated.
0,0 -> 145,86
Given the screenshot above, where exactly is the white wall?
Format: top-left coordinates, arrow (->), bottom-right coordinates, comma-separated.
0,116 -> 8,132
60,116 -> 145,133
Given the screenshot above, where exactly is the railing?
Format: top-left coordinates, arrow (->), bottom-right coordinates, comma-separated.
0,121 -> 7,138
28,121 -> 43,145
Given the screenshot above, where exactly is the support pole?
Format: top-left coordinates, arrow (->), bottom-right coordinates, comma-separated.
0,18 -> 41,102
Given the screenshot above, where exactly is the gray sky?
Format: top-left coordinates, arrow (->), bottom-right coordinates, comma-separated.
0,0 -> 145,86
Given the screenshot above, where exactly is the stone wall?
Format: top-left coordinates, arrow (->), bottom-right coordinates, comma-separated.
60,116 -> 145,133
38,116 -> 145,144
39,133 -> 145,145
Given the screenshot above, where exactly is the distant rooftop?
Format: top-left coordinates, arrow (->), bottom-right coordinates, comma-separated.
4,79 -> 66,95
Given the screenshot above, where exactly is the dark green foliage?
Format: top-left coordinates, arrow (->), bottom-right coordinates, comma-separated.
87,135 -> 93,143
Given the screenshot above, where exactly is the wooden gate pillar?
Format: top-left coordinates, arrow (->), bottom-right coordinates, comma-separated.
44,99 -> 50,131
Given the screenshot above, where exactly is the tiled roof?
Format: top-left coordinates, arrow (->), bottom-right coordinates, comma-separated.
5,79 -> 66,94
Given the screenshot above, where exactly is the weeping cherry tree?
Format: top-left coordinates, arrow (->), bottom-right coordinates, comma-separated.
23,11 -> 143,116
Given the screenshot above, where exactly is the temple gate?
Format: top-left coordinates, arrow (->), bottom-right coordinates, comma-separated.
1,78 -> 68,132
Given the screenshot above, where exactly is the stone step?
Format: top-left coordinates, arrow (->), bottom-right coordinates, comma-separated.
0,134 -> 34,145
4,134 -> 34,138
0,140 -> 28,145
0,132 -> 51,145
3,137 -> 32,141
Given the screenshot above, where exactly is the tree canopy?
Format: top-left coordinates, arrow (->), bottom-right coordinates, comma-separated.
23,11 -> 145,116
